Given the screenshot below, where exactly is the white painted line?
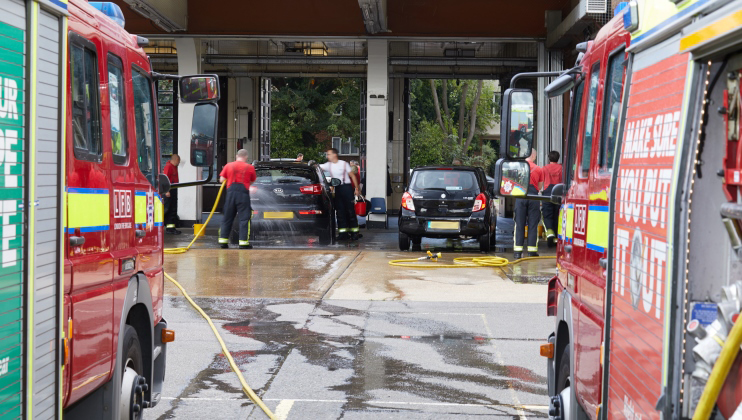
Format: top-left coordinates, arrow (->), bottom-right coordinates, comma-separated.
274,399 -> 294,420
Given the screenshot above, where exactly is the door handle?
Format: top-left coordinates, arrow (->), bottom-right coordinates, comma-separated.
135,229 -> 146,238
69,236 -> 85,247
599,258 -> 608,269
564,244 -> 572,253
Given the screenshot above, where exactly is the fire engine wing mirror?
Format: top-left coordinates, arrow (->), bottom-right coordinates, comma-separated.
158,174 -> 171,196
179,75 -> 220,103
500,89 -> 535,160
544,73 -> 575,98
189,103 -> 218,167
493,159 -> 529,197
550,183 -> 565,205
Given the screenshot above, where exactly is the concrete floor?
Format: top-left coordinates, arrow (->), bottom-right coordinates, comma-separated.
147,217 -> 557,419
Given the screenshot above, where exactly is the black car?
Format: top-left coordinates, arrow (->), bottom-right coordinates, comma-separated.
398,166 -> 497,252
239,162 -> 337,244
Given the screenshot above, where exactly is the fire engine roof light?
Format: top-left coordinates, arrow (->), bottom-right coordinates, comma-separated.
623,0 -> 639,32
89,2 -> 126,29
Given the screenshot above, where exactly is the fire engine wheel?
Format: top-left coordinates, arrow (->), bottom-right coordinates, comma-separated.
120,325 -> 147,420
551,345 -> 572,420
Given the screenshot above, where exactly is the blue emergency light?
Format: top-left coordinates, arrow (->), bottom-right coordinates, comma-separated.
622,0 -> 639,32
89,2 -> 126,29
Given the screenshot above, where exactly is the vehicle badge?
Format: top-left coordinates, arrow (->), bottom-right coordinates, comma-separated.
441,193 -> 446,198
273,188 -> 283,194
629,229 -> 643,310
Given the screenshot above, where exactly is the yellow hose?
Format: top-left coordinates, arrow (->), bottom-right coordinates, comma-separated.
164,273 -> 277,419
693,311 -> 742,420
164,181 -> 226,254
389,254 -> 555,268
161,181 -> 276,419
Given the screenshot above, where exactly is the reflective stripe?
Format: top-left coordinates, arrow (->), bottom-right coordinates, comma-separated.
218,238 -> 229,244
513,245 -> 523,251
350,227 -> 359,232
338,228 -> 348,232
586,206 -> 609,253
528,246 -> 538,252
546,229 -> 555,239
239,240 -> 250,246
166,224 -> 176,228
67,188 -> 110,230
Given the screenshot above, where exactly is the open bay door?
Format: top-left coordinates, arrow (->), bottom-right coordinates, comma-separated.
359,80 -> 367,181
259,78 -> 271,161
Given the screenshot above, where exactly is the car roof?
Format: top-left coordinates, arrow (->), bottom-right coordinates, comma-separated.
413,165 -> 480,171
255,161 -> 314,169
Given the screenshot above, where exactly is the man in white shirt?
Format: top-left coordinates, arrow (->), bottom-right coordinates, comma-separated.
320,148 -> 361,240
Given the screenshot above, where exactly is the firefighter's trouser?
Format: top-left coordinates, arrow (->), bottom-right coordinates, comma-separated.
219,184 -> 252,246
334,184 -> 359,235
514,185 -> 540,253
541,185 -> 558,238
164,188 -> 178,229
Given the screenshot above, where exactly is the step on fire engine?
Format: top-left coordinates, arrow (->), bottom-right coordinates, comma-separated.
495,0 -> 742,418
0,0 -> 219,418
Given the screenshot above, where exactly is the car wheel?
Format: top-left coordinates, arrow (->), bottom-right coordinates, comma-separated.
489,220 -> 497,246
120,325 -> 146,420
411,236 -> 422,245
318,223 -> 333,245
479,230 -> 491,253
399,232 -> 411,251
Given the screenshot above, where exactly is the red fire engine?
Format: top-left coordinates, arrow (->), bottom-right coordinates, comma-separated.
495,0 -> 742,418
60,1 -> 218,418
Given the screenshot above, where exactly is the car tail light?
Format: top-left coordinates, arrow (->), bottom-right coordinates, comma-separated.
300,184 -> 322,194
299,210 -> 323,215
547,276 -> 558,316
472,193 -> 487,212
401,192 -> 415,211
249,185 -> 258,194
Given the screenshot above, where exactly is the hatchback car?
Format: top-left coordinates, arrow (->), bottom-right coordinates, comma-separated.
235,162 -> 336,244
398,166 -> 497,252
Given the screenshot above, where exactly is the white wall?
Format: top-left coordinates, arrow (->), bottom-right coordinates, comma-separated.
366,39 -> 389,202
175,38 -> 201,222
226,77 -> 255,163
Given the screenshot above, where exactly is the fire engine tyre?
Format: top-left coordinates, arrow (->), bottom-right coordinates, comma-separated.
399,232 -> 411,251
553,345 -> 588,420
120,325 -> 147,420
479,230 -> 491,253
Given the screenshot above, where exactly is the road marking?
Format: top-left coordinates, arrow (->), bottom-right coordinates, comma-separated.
481,314 -> 528,420
274,399 -> 294,420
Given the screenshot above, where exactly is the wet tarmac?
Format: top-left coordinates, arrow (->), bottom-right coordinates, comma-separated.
149,216 -> 556,419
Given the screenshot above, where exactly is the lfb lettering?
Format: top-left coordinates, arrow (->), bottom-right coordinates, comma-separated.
0,77 -> 19,120
574,204 -> 587,235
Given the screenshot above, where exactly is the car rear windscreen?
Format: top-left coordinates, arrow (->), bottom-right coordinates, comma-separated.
410,170 -> 479,191
255,167 -> 317,184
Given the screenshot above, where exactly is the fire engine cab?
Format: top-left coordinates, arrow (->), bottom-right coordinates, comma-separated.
0,0 -> 218,418
495,0 -> 742,418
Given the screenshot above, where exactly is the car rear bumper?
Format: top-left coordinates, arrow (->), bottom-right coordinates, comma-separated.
398,210 -> 488,238
251,210 -> 331,233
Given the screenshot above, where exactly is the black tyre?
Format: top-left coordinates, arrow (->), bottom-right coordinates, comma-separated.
556,345 -> 570,394
121,325 -> 145,420
479,230 -> 491,253
411,236 -> 422,245
318,223 -> 333,245
399,232 -> 411,251
489,220 -> 498,245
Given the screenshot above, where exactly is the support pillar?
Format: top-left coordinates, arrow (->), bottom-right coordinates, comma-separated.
365,39 -> 389,204
537,42 -> 564,166
175,38 -> 201,223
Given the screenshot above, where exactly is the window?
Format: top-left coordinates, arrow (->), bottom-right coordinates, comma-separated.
332,137 -> 359,155
132,68 -> 157,186
158,79 -> 176,170
254,167 -> 318,185
599,50 -> 626,172
108,55 -> 127,164
410,170 -> 479,192
580,62 -> 601,178
70,39 -> 102,161
565,81 -> 585,188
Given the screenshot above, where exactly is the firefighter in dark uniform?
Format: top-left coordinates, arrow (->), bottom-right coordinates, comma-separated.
218,149 -> 257,249
514,149 -> 544,259
163,153 -> 181,234
320,148 -> 361,240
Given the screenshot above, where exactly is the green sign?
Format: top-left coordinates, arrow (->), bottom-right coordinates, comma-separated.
0,19 -> 25,417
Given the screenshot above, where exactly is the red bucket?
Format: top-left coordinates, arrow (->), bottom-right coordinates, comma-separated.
355,199 -> 367,217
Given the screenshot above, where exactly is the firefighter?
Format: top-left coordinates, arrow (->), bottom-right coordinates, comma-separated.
514,149 -> 543,259
541,151 -> 562,246
163,154 -> 181,234
320,148 -> 361,240
218,149 -> 257,249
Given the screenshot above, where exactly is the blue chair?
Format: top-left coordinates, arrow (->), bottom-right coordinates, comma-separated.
368,197 -> 388,229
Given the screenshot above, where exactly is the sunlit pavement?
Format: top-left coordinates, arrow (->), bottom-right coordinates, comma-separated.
148,217 -> 556,419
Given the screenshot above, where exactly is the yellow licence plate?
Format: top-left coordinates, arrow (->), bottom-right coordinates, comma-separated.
263,212 -> 294,219
428,221 -> 459,230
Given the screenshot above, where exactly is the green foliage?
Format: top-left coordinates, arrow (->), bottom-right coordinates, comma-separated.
270,78 -> 361,160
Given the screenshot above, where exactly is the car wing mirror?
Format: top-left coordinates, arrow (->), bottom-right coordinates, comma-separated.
493,159 -> 530,197
330,178 -> 342,187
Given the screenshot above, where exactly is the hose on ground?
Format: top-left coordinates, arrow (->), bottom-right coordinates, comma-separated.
164,272 -> 277,420
164,181 -> 226,254
389,252 -> 556,268
692,311 -> 742,420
